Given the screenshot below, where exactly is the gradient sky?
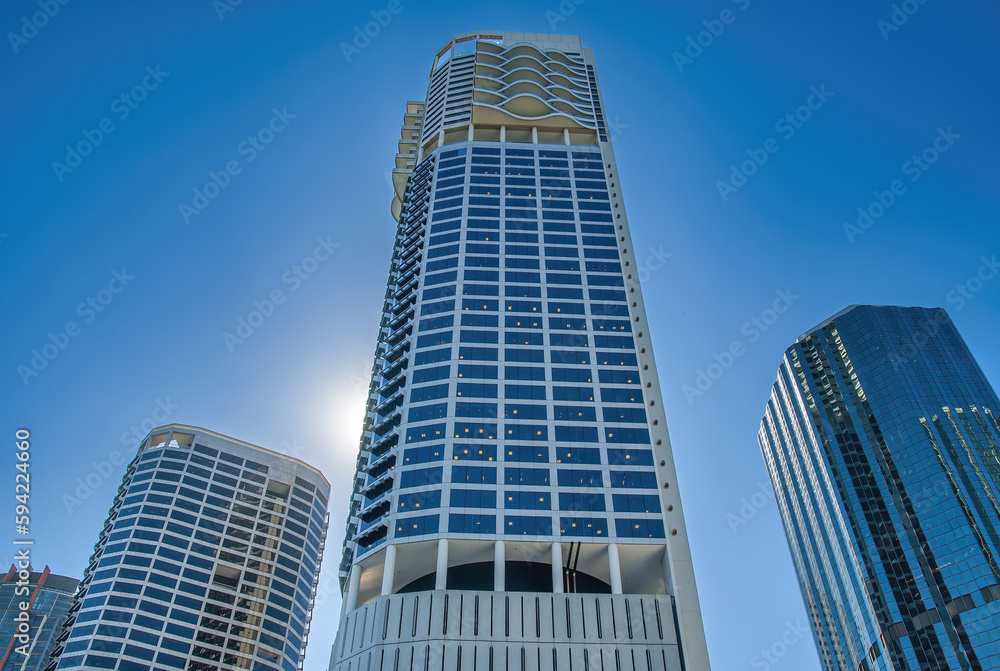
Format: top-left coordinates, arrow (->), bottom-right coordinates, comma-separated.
3,1 -> 999,670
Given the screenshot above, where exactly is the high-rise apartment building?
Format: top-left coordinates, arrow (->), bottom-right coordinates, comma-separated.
331,32 -> 710,671
0,566 -> 78,671
759,305 -> 1000,671
44,425 -> 330,671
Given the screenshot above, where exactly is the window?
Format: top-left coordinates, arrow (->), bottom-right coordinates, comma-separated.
452,444 -> 497,461
462,299 -> 498,311
606,448 -> 654,466
405,423 -> 446,443
455,402 -> 497,418
552,386 -> 594,402
555,447 -> 601,464
505,446 -> 548,463
609,471 -> 657,489
453,423 -> 497,440
505,384 -> 546,400
458,347 -> 496,362
598,369 -> 640,384
505,516 -> 552,536
448,514 -> 496,534
504,467 -> 550,486
460,330 -> 499,344
557,470 -> 603,488
461,314 -> 499,327
399,467 -> 443,489
407,404 -> 448,423
555,426 -> 599,442
450,489 -> 496,508
456,383 -> 498,398
600,388 -> 643,404
612,494 -> 661,513
505,332 -> 543,346
411,384 -> 449,403
505,348 -> 544,363
505,424 -> 548,441
615,519 -> 665,539
416,332 -> 453,349
412,366 -> 450,384
414,348 -> 451,366
560,517 -> 608,537
452,466 -> 497,484
505,491 -> 550,510
505,315 -> 542,329
402,446 -> 443,464
552,368 -> 592,383
395,515 -> 440,538
398,491 -> 442,511
603,407 -> 647,423
605,428 -> 651,444
559,493 -> 606,512
505,366 -> 545,381
504,404 -> 547,420
457,364 -> 498,379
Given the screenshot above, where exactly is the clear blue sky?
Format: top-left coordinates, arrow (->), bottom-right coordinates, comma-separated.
3,1 -> 999,669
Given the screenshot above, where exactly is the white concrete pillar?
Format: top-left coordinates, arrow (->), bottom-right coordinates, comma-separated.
494,541 -> 505,591
417,146 -> 424,162
563,128 -> 571,145
381,545 -> 396,596
608,543 -> 623,595
531,127 -> 539,144
437,128 -> 445,146
345,564 -> 362,612
435,538 -> 449,590
551,542 -> 563,594
662,546 -> 675,595
467,124 -> 475,141
500,125 -> 506,142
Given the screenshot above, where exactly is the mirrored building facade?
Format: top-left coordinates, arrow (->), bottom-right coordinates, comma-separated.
759,305 -> 1000,671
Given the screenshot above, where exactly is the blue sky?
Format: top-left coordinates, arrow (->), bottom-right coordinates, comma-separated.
3,1 -> 999,669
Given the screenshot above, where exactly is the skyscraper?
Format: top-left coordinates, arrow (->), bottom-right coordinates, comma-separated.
331,32 -> 710,671
759,305 -> 1000,671
0,566 -> 78,671
44,425 -> 330,671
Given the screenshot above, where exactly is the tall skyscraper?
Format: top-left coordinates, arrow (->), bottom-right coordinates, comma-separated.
0,566 -> 78,671
44,425 -> 330,671
332,32 -> 710,671
759,305 -> 1000,671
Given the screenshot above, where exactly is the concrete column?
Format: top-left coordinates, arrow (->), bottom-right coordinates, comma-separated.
608,543 -> 623,595
467,124 -> 475,141
563,128 -> 571,145
381,545 -> 396,596
494,541 -> 505,591
662,546 -> 675,595
435,539 -> 449,590
551,542 -> 563,594
345,564 -> 362,612
500,125 -> 506,142
417,146 -> 424,162
531,127 -> 539,144
437,128 -> 445,147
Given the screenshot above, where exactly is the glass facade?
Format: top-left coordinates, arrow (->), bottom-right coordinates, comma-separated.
354,141 -> 664,555
759,305 -> 1000,671
333,30 -> 710,671
44,426 -> 329,671
0,567 -> 77,671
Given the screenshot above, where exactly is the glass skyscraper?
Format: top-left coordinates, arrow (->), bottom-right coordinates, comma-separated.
759,305 -> 1000,671
0,566 -> 78,671
331,31 -> 710,671
44,425 -> 330,671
